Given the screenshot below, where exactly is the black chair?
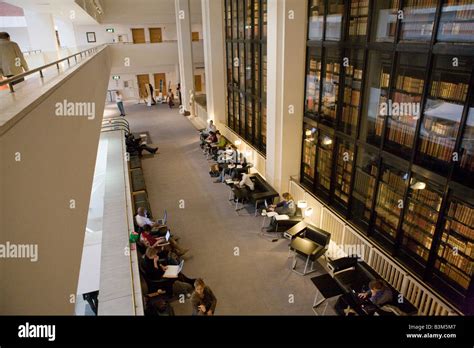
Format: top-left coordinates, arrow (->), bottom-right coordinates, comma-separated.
289,225 -> 331,275
273,207 -> 304,232
138,256 -> 172,294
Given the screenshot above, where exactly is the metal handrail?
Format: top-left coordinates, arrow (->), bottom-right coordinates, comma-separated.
101,117 -> 130,134
0,44 -> 106,93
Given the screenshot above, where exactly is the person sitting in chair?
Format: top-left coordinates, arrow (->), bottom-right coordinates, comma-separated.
135,207 -> 166,230
265,193 -> 296,232
140,224 -> 188,257
126,133 -> 158,157
358,279 -> 393,306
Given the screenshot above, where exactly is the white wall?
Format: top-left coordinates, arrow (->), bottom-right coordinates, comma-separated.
0,26 -> 30,51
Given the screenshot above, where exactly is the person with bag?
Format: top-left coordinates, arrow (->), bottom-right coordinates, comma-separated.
0,32 -> 29,85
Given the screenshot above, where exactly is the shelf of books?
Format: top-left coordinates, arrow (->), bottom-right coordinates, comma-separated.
455,110 -> 474,188
437,0 -> 474,43
371,67 -> 391,145
302,125 -> 317,186
316,131 -> 334,193
306,50 -> 322,114
434,197 -> 474,292
309,0 -> 324,40
321,50 -> 341,123
400,0 -> 437,42
400,176 -> 443,265
373,163 -> 408,241
245,98 -> 253,142
340,49 -> 364,136
349,0 -> 369,39
334,140 -> 355,206
416,56 -> 471,174
253,0 -> 260,39
384,55 -> 427,159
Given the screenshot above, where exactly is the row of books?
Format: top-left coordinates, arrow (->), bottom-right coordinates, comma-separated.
350,0 -> 369,16
443,0 -> 474,20
396,75 -> 424,95
349,18 -> 368,36
328,3 -> 344,14
438,247 -> 472,275
345,66 -> 363,80
404,0 -> 437,8
424,117 -> 458,138
403,221 -> 434,247
342,105 -> 359,127
431,81 -> 468,103
406,200 -> 439,224
418,134 -> 455,162
436,261 -> 470,289
386,120 -> 416,147
404,211 -> 437,236
410,185 -> 442,210
309,59 -> 322,71
439,22 -> 474,40
404,238 -> 430,260
343,88 -> 361,106
381,168 -> 407,191
380,72 -> 391,89
441,233 -> 474,259
327,62 -> 341,75
447,201 -> 474,228
321,105 -> 337,119
445,219 -> 474,241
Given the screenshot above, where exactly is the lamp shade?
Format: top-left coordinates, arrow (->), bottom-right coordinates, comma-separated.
305,207 -> 313,217
297,200 -> 307,209
234,139 -> 242,146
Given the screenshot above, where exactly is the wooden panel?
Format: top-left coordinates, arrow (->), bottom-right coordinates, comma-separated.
131,28 -> 145,44
137,74 -> 150,98
149,28 -> 162,43
192,31 -> 200,41
194,74 -> 202,92
153,73 -> 167,94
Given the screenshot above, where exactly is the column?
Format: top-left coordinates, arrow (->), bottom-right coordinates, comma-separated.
201,0 -> 226,124
266,0 -> 307,193
24,11 -> 59,61
175,0 -> 195,112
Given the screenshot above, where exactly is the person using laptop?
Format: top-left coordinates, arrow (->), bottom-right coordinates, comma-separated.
135,207 -> 166,230
264,193 -> 296,232
358,279 -> 393,306
191,279 -> 217,316
144,247 -> 196,297
140,225 -> 189,257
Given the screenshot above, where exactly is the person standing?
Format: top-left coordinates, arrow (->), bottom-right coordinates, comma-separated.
0,32 -> 29,85
191,279 -> 217,316
167,89 -> 175,108
115,91 -> 126,116
176,83 -> 182,106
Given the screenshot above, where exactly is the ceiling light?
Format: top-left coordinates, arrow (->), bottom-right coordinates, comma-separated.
411,181 -> 426,190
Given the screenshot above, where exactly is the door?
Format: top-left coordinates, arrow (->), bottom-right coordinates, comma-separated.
149,28 -> 163,43
192,32 -> 200,41
131,28 -> 146,43
154,73 -> 167,94
137,74 -> 150,98
194,75 -> 202,92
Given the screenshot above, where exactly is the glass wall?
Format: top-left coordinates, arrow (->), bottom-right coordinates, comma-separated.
224,0 -> 267,153
300,0 -> 474,314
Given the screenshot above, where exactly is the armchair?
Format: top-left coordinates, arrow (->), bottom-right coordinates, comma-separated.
290,225 -> 331,275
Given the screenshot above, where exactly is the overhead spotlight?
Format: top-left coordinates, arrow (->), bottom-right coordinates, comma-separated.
411,181 -> 426,190
322,136 -> 332,146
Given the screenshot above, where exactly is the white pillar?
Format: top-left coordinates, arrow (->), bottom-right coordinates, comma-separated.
175,0 -> 195,111
201,0 -> 226,124
54,16 -> 77,49
266,0 -> 307,193
24,10 -> 59,61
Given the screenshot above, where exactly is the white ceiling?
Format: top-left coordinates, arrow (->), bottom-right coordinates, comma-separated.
100,0 -> 202,24
4,0 -> 99,25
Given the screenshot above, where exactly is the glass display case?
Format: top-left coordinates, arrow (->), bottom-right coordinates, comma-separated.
309,0 -> 325,40
384,53 -> 428,159
416,55 -> 472,175
316,128 -> 335,195
339,49 -> 364,136
334,139 -> 355,207
348,0 -> 369,40
359,51 -> 393,147
301,121 -> 318,188
321,48 -> 341,124
326,0 -> 345,41
351,146 -> 379,231
437,0 -> 474,43
454,104 -> 474,188
371,0 -> 400,42
373,160 -> 408,242
400,0 -> 437,42
305,47 -> 323,115
400,174 -> 443,267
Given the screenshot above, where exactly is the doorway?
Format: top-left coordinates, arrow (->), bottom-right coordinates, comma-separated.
149,28 -> 163,43
131,28 -> 146,43
154,73 -> 167,94
137,74 -> 150,98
